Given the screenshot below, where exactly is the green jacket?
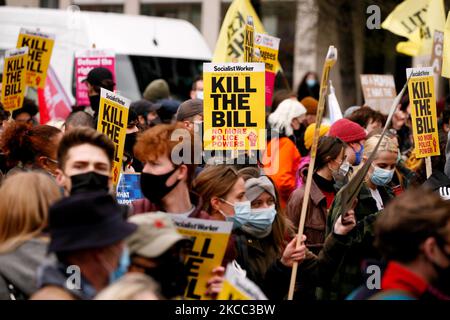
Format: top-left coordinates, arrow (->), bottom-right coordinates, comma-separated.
319,183 -> 394,300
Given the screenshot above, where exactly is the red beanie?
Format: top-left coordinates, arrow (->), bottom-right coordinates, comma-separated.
329,119 -> 367,143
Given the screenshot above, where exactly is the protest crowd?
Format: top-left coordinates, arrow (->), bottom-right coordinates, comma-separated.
1,0 -> 450,302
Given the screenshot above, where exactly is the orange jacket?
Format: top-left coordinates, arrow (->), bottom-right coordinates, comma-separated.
263,137 -> 301,208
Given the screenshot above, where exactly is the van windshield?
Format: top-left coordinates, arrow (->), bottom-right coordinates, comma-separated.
122,54 -> 205,102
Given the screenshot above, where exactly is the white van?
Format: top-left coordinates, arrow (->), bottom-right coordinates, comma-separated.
0,7 -> 212,104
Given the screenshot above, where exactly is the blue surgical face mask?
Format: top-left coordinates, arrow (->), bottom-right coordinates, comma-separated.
109,248 -> 130,284
370,164 -> 394,186
242,205 -> 277,231
306,78 -> 317,88
219,199 -> 252,230
352,143 -> 364,166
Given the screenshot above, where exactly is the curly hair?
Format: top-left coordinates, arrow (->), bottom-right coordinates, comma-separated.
1,122 -> 61,168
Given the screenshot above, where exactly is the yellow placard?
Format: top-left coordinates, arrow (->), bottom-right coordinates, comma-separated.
254,33 -> 280,73
97,88 -> 130,185
203,62 -> 266,151
171,216 -> 233,300
244,16 -> 254,63
407,67 -> 440,158
1,47 -> 28,112
16,28 -> 55,89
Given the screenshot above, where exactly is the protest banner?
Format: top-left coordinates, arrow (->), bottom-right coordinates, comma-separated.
115,173 -> 144,205
213,0 -> 265,63
431,30 -> 444,74
1,47 -> 28,112
37,66 -> 72,124
430,30 -> 443,100
442,12 -> 450,78
255,32 -> 280,107
406,67 -> 440,159
16,28 -> 55,89
244,16 -> 254,63
97,88 -> 130,185
75,49 -> 116,106
217,263 -> 267,300
171,216 -> 233,300
381,0 -> 445,56
203,62 -> 265,151
288,45 -> 338,300
360,74 -> 397,115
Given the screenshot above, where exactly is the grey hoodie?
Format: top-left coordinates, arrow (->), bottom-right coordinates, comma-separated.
0,238 -> 54,300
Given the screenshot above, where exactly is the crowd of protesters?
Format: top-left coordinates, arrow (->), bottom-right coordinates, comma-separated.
0,66 -> 450,301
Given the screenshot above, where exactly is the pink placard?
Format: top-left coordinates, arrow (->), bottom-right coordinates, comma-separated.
265,71 -> 276,108
75,51 -> 115,106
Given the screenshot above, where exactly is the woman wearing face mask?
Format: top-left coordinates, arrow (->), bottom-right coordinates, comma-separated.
263,98 -> 307,208
232,175 -> 289,286
297,72 -> 320,101
322,134 -> 399,300
287,136 -> 347,254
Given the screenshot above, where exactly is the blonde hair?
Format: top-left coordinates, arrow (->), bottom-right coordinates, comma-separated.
95,273 -> 162,300
363,134 -> 399,159
0,171 -> 61,253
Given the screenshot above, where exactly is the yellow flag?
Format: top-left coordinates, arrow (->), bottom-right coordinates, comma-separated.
212,0 -> 265,63
441,12 -> 450,77
381,0 -> 445,56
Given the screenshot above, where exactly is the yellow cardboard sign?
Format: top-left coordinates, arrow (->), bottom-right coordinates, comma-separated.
244,16 -> 254,63
97,88 -> 130,185
1,47 -> 28,112
254,33 -> 280,73
16,28 -> 55,89
407,67 -> 440,158
203,62 -> 266,150
171,216 -> 233,300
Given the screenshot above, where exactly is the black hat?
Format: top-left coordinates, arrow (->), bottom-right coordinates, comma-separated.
48,191 -> 137,253
130,99 -> 161,116
12,97 -> 38,119
82,67 -> 114,87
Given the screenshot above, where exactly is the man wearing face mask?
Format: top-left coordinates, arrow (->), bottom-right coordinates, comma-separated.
123,109 -> 143,173
348,188 -> 450,300
190,75 -> 204,100
176,99 -> 203,133
329,118 -> 367,167
126,213 -> 193,299
55,127 -> 115,196
32,192 -> 137,300
82,67 -> 115,122
131,123 -> 208,219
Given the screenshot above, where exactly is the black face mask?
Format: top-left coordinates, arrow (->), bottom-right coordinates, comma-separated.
70,171 -> 109,195
144,255 -> 188,299
88,95 -> 101,114
140,167 -> 180,203
124,132 -> 137,161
